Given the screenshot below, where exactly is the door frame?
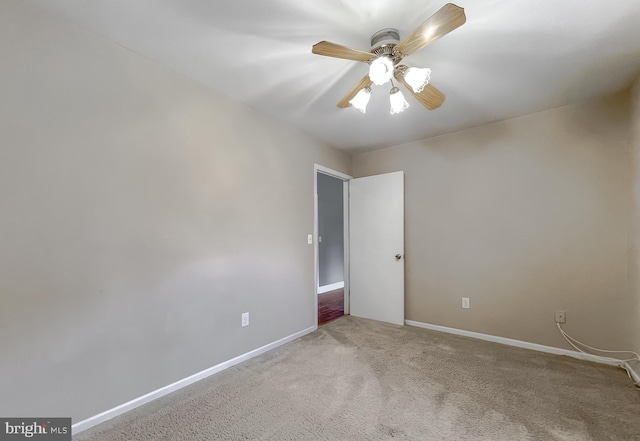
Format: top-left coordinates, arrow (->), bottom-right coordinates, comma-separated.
314,164 -> 352,328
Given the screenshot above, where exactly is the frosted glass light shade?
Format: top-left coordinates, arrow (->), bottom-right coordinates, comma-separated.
369,56 -> 395,86
404,67 -> 431,93
389,87 -> 409,115
349,87 -> 371,113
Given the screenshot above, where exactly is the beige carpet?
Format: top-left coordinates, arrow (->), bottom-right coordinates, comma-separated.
74,316 -> 640,440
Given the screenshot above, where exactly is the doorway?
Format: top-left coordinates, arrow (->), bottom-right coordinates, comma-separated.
314,165 -> 351,327
313,166 -> 405,328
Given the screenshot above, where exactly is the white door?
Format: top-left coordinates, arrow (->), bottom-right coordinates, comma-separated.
349,171 -> 404,325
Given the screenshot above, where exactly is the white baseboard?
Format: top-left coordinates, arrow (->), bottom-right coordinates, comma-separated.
72,325 -> 317,435
624,361 -> 640,384
317,281 -> 344,294
405,320 -> 626,368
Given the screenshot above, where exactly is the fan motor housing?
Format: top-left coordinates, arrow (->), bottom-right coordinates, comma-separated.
370,28 -> 402,62
370,28 -> 400,52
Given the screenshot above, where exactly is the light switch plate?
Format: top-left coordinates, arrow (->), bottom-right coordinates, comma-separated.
307,234 -> 313,244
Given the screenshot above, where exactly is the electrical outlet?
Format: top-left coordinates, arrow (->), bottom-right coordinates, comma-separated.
555,310 -> 566,324
462,297 -> 470,309
307,234 -> 313,245
242,312 -> 249,327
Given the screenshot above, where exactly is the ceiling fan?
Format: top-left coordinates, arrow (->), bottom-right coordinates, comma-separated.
312,3 -> 466,115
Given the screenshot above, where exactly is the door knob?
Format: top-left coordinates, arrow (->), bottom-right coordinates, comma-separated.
395,254 -> 402,260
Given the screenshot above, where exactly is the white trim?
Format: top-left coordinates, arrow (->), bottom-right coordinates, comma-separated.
405,320 -> 625,367
315,164 -> 352,181
318,281 -> 344,294
72,325 -> 316,435
343,181 -> 350,315
313,168 -> 319,327
624,361 -> 640,384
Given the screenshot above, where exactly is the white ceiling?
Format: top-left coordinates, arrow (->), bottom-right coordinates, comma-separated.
26,0 -> 640,152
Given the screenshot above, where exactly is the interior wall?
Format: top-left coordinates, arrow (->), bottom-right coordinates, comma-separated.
631,76 -> 640,370
353,93 -> 634,352
317,173 -> 344,287
0,0 -> 350,422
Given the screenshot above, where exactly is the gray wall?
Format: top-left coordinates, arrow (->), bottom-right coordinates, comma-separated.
0,0 -> 350,422
317,173 -> 344,287
354,93 -> 636,353
631,76 -> 640,373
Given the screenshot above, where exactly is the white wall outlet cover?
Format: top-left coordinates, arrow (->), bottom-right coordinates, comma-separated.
241,312 -> 249,327
462,297 -> 470,309
307,234 -> 313,244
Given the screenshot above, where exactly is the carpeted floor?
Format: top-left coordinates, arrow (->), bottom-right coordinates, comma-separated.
74,316 -> 640,441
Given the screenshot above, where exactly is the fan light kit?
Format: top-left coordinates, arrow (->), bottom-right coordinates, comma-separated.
369,56 -> 395,86
349,87 -> 371,113
312,3 -> 466,115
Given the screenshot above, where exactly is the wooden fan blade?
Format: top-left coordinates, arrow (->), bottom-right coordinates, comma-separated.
312,41 -> 374,62
338,75 -> 373,108
395,71 -> 445,110
395,3 -> 466,56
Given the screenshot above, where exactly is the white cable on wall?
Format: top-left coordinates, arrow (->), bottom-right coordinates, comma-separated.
557,323 -> 640,388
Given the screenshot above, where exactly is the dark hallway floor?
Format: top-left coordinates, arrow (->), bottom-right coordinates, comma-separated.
318,288 -> 344,325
